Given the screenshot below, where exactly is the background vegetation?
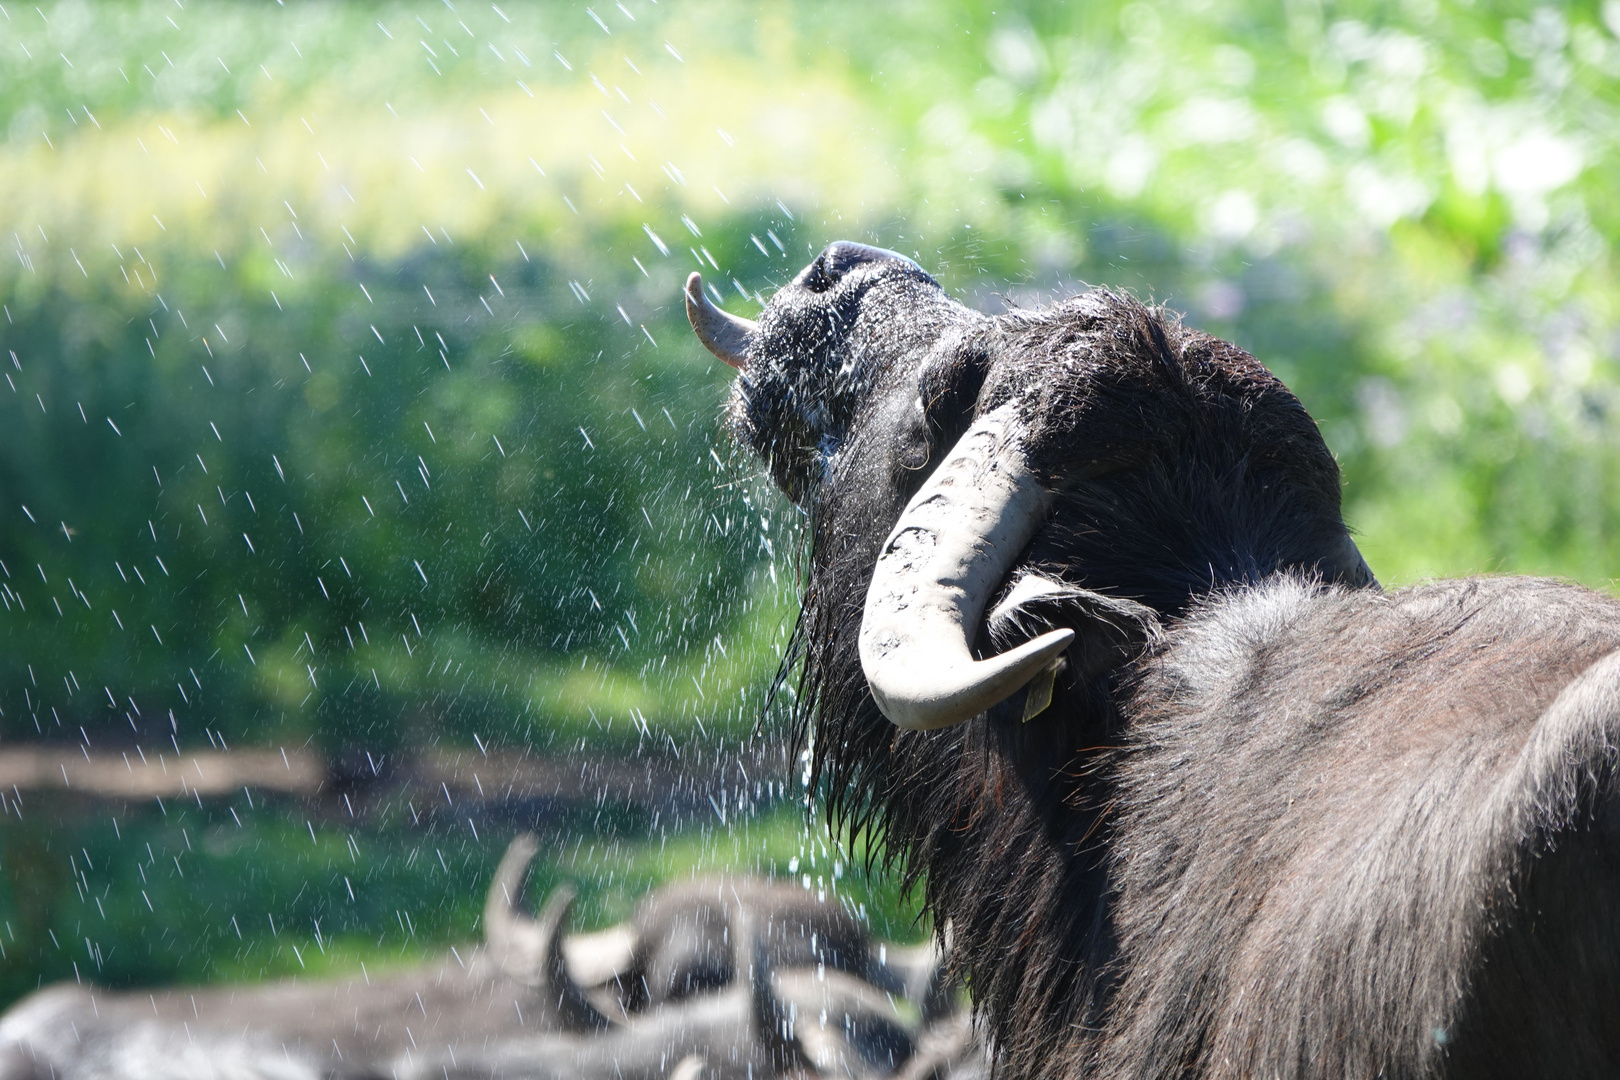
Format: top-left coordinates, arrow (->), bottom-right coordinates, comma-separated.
0,0 -> 1616,1005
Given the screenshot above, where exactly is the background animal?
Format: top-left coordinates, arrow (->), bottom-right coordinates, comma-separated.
579,873 -> 944,1015
687,242 -> 1620,1080
0,834 -> 980,1080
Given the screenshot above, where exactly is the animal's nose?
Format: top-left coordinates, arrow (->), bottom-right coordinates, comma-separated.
820,242 -> 918,276
798,242 -> 920,291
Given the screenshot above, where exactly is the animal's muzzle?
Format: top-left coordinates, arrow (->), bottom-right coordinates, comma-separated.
821,241 -> 921,276
798,242 -> 922,292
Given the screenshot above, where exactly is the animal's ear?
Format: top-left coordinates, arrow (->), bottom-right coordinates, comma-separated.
918,337 -> 991,452
987,574 -> 1160,691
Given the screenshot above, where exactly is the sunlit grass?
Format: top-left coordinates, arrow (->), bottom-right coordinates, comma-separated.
0,6 -> 920,302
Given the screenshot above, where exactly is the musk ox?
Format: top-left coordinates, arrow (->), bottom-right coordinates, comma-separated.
568,873 -> 948,1016
489,852 -> 972,1080
423,879 -> 969,1080
686,242 -> 1620,1080
0,834 -> 979,1080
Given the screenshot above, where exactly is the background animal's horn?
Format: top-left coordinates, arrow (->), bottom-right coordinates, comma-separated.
483,834 -> 612,1030
685,272 -> 757,370
859,402 -> 1074,731
484,833 -> 543,962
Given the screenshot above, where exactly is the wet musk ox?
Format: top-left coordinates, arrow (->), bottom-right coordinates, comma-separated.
686,242 -> 1620,1080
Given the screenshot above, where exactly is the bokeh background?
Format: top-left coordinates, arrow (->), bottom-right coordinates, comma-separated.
1,0 -> 1617,1005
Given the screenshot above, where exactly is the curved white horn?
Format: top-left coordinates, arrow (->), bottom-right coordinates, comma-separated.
483,834 -> 611,1030
685,272 -> 757,370
859,402 -> 1075,731
484,833 -> 544,964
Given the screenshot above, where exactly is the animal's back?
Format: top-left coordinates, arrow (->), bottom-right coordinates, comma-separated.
622,876 -> 872,1008
1101,575 -> 1620,1079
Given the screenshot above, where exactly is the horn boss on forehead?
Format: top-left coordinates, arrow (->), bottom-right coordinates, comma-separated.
708,243 -> 973,507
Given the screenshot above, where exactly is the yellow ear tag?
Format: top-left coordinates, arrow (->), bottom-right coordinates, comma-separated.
1021,661 -> 1059,723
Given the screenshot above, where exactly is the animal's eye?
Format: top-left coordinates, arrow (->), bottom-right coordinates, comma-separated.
919,345 -> 990,448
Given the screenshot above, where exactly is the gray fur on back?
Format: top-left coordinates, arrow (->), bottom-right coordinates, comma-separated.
1098,575 -> 1620,1079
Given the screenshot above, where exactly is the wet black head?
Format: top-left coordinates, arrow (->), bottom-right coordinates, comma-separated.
699,239 -> 1370,820
725,242 -> 973,505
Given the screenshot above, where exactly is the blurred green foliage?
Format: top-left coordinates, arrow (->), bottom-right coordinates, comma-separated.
0,0 -> 1618,1003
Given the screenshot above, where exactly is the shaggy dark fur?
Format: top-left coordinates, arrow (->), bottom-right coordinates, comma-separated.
724,242 -> 1620,1080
